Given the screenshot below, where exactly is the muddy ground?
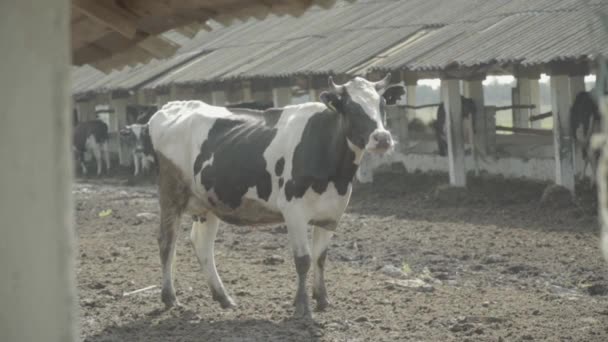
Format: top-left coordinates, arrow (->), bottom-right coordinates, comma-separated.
76,171 -> 608,342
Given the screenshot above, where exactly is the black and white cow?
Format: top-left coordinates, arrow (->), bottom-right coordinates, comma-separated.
433,96 -> 477,156
226,100 -> 274,111
120,124 -> 155,176
73,119 -> 110,176
571,90 -> 601,180
381,84 -> 406,105
149,74 -> 394,317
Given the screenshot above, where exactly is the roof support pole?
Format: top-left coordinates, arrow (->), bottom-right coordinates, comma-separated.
0,0 -> 78,341
211,90 -> 227,106
242,81 -> 253,102
272,86 -> 292,107
529,77 -> 542,128
441,79 -> 466,187
513,77 -> 532,128
109,95 -> 130,166
464,77 -> 487,159
550,74 -> 575,192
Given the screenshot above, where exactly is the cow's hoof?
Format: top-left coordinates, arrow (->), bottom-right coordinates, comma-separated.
294,304 -> 311,318
314,298 -> 330,312
161,288 -> 179,309
212,290 -> 237,309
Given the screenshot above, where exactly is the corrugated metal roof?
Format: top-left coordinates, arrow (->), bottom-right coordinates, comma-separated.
72,0 -> 608,95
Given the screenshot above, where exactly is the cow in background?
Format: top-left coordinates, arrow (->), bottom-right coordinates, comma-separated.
433,96 -> 477,156
571,90 -> 601,181
120,123 -> 155,177
73,119 -> 111,176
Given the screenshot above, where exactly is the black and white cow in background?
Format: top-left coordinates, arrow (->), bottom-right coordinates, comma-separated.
433,96 -> 477,156
73,119 -> 111,176
120,108 -> 157,176
149,74 -> 394,317
571,90 -> 601,181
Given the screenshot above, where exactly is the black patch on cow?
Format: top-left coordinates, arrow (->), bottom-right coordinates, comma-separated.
382,85 -> 405,105
193,117 -> 277,209
226,107 -> 283,128
278,178 -> 284,189
73,119 -> 109,152
285,109 -> 358,201
570,91 -> 600,160
342,92 -> 378,149
275,157 -> 285,176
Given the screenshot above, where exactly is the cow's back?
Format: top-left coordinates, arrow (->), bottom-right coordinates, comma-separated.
73,120 -> 108,151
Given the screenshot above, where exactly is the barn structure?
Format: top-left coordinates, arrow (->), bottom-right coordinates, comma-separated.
0,1 -> 344,341
71,0 -> 608,192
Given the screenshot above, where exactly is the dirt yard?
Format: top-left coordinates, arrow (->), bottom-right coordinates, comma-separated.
76,171 -> 608,342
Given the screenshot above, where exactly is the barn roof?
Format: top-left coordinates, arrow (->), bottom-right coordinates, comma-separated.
72,0 -> 347,72
72,0 -> 608,96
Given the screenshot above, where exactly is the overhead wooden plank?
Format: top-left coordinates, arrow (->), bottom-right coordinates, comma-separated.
73,0 -> 139,39
137,35 -> 180,59
71,11 -> 111,50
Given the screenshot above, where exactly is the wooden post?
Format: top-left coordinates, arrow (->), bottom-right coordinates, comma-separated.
550,74 -> 575,192
441,79 -> 466,187
514,77 -> 532,128
272,86 -> 292,107
1,0 -> 78,341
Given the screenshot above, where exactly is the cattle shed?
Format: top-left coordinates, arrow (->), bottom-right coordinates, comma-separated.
1,1 -> 342,341
72,0 -> 608,192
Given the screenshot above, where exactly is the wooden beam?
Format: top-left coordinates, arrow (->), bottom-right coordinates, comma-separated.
73,0 -> 138,39
137,35 -> 179,59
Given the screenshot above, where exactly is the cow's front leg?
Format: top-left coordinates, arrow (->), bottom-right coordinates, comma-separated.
312,226 -> 333,311
102,142 -> 110,174
190,213 -> 236,309
92,144 -> 102,176
284,212 -> 311,317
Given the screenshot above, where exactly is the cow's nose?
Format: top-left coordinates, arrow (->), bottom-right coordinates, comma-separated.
373,131 -> 392,149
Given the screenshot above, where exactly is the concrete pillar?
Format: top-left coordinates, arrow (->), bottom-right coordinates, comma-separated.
529,78 -> 542,128
464,79 -> 487,155
272,87 -> 292,107
110,96 -> 130,166
242,81 -> 253,102
514,77 -> 532,128
441,79 -> 466,187
309,88 -> 318,102
550,74 -> 575,192
0,0 -> 78,341
211,90 -> 227,106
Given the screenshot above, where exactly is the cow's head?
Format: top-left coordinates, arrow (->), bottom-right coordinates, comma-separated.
320,74 -> 394,154
120,124 -> 150,154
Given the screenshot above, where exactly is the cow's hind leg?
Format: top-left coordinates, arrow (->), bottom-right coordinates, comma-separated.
285,212 -> 311,317
157,154 -> 189,308
190,213 -> 236,309
158,208 -> 181,308
312,226 -> 333,311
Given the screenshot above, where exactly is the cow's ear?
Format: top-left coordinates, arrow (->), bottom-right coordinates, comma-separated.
320,91 -> 343,114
